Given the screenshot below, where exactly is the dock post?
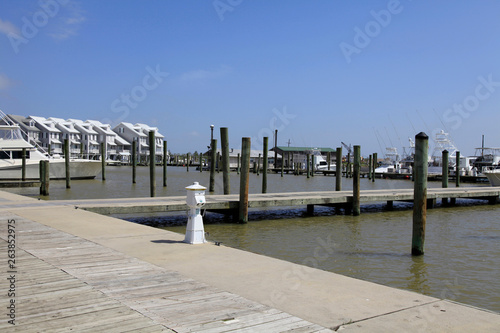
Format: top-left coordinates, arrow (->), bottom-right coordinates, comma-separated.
220,127 -> 230,194
306,154 -> 310,178
239,137 -> 251,223
163,141 -> 167,187
209,139 -> 217,192
281,153 -> 284,177
307,204 -> 314,215
336,147 -> 342,191
311,155 -> 314,177
327,152 -> 331,172
455,151 -> 460,187
412,132 -> 429,256
132,141 -> 137,184
442,150 -> 448,205
39,160 -> 49,196
237,153 -> 240,174
372,152 -> 377,182
257,153 -> 261,175
346,153 -> 351,178
149,131 -> 156,197
22,148 -> 26,181
199,153 -> 203,173
64,139 -> 71,189
217,152 -> 220,173
100,142 -> 106,181
368,154 -> 372,180
262,137 -> 268,193
48,143 -> 51,156
186,153 -> 190,172
353,145 -> 361,216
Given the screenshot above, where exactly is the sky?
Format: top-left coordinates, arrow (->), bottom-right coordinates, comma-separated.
1,0 -> 500,156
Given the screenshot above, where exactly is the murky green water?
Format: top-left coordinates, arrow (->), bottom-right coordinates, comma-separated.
8,166 -> 500,313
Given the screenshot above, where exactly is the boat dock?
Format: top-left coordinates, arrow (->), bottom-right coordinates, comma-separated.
1,190 -> 499,332
51,187 -> 500,216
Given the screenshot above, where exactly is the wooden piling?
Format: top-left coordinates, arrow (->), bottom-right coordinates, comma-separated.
216,152 -> 220,173
237,153 -> 240,174
368,154 -> 372,180
281,152 -> 284,177
163,141 -> 167,187
199,153 -> 203,173
336,147 -> 342,191
412,132 -> 428,256
22,148 -> 26,181
442,150 -> 448,205
353,145 -> 361,216
327,152 -> 331,171
455,151 -> 460,187
39,160 -> 49,196
372,152 -> 377,182
262,137 -> 268,193
132,141 -> 137,184
306,154 -> 310,179
64,139 -> 70,189
220,127 -> 230,194
239,137 -> 251,223
257,153 -> 261,175
209,139 -> 217,192
186,153 -> 190,172
100,142 -> 106,181
149,131 -> 156,197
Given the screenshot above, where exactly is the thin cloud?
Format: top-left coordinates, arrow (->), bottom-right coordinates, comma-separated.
0,18 -> 20,37
180,66 -> 232,82
0,74 -> 15,90
48,1 -> 86,40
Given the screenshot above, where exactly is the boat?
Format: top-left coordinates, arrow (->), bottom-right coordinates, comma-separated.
483,167 -> 500,186
314,155 -> 335,172
0,119 -> 102,180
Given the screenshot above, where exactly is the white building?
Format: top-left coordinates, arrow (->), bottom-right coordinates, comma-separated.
48,117 -> 82,158
67,119 -> 100,159
134,123 -> 165,164
28,116 -> 63,155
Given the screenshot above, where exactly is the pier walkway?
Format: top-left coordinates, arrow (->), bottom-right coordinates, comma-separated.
48,187 -> 500,216
1,190 -> 499,332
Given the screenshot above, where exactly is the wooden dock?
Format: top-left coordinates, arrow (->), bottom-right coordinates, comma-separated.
1,190 -> 500,331
56,187 -> 500,216
0,213 -> 330,332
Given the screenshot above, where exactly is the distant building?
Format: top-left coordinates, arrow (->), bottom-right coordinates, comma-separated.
134,123 -> 165,164
113,122 -> 149,163
27,116 -> 63,155
48,117 -> 82,158
270,146 -> 336,168
6,114 -> 42,147
67,119 -> 101,159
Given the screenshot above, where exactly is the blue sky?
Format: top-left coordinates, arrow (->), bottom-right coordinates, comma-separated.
1,0 -> 500,156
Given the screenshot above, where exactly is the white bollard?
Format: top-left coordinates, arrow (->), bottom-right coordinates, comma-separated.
184,182 -> 207,244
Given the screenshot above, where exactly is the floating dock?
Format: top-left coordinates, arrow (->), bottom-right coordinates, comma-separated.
52,187 -> 500,216
0,190 -> 499,331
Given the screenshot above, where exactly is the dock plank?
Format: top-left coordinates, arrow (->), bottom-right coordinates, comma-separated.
0,215 -> 331,332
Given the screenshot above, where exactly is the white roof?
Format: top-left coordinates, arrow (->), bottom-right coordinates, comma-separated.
86,120 -> 115,135
114,135 -> 130,145
28,115 -> 61,133
113,122 -> 146,136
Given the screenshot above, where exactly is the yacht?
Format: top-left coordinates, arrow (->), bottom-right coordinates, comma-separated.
483,167 -> 500,186
0,121 -> 102,180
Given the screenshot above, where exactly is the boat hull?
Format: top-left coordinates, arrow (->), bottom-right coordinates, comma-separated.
484,170 -> 500,186
0,160 -> 102,180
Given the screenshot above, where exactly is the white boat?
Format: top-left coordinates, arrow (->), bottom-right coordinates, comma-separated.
483,167 -> 500,186
0,122 -> 102,180
314,155 -> 335,171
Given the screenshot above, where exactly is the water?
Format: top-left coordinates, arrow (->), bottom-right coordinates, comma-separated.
7,166 -> 500,313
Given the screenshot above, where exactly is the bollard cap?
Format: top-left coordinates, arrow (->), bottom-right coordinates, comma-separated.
415,132 -> 428,139
186,182 -> 206,191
